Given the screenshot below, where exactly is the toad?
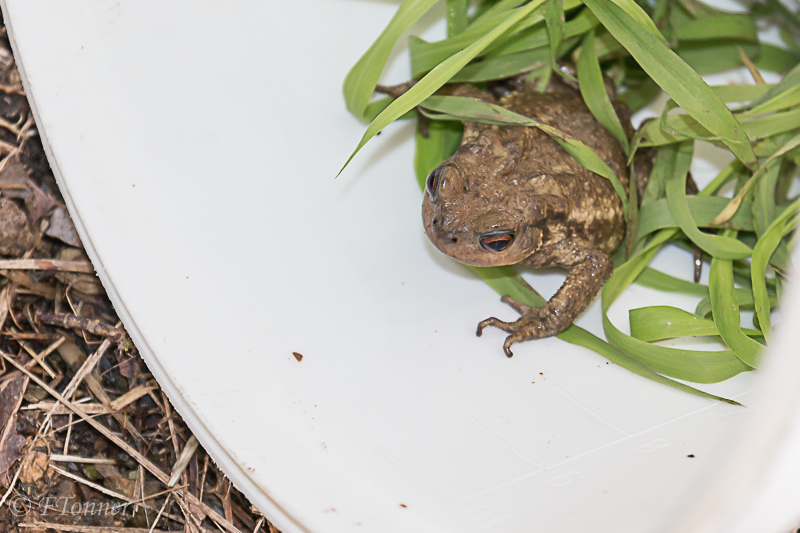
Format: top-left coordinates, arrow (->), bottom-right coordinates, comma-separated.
422,74 -> 647,357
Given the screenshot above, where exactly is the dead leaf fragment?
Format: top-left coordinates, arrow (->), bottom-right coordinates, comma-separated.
19,449 -> 48,483
103,476 -> 161,499
118,357 -> 136,379
0,160 -> 28,188
0,373 -> 28,480
0,161 -> 56,224
45,206 -> 82,247
93,461 -> 122,480
2,270 -> 56,299
55,248 -> 103,295
0,433 -> 25,479
0,197 -> 33,256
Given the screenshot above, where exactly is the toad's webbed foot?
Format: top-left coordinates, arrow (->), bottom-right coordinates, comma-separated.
477,302 -> 565,357
476,238 -> 613,357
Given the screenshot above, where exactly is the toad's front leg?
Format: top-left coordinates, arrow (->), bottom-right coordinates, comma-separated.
476,238 -> 613,357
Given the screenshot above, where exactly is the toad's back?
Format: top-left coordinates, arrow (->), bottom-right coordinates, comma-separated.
485,88 -> 631,254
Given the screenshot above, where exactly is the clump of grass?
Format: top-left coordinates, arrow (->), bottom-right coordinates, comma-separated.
342,0 -> 800,403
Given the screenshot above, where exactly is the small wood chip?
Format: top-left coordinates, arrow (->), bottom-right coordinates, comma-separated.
36,310 -> 124,339
0,259 -> 94,273
50,464 -> 135,503
49,454 -> 117,465
168,436 -> 199,488
22,400 -> 109,415
110,385 -> 156,411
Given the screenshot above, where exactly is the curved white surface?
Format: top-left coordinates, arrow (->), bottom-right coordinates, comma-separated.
3,1 -> 800,532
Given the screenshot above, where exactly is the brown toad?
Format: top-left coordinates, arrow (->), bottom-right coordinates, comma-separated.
422,75 -> 646,357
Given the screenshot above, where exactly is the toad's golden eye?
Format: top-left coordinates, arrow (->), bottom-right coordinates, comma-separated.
479,230 -> 515,252
426,167 -> 443,199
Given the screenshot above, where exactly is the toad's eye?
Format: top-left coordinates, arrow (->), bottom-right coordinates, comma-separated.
426,167 -> 443,199
479,230 -> 515,252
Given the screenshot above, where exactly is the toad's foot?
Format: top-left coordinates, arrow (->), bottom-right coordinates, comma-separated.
476,301 -> 565,358
476,239 -> 613,357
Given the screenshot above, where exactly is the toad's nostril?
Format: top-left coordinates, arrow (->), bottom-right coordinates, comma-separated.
479,230 -> 515,252
441,231 -> 458,244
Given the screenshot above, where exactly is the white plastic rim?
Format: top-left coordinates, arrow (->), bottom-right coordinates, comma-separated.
3,1 -> 800,532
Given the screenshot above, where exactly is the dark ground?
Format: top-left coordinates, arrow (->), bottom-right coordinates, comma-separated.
0,16 -> 279,533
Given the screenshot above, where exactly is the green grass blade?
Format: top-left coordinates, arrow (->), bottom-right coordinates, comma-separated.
618,77 -> 661,113
677,42 -> 762,76
637,196 -> 757,239
709,236 -> 764,367
610,0 -> 668,45
561,321 -> 741,401
420,95 -> 543,124
343,0 -> 439,121
674,14 -> 758,42
583,0 -> 757,167
447,0 -> 469,36
665,142 -> 753,259
414,121 -> 464,189
629,306 -> 761,342
469,0 -> 529,28
641,107 -> 800,147
746,63 -> 800,109
712,84 -> 774,103
742,108 -> 800,140
753,162 -> 781,239
341,1 -> 548,174
698,160 -> 746,197
450,46 -> 552,82
594,30 -> 626,60
711,132 -> 800,225
765,0 -> 800,31
753,44 -> 800,74
751,198 -> 800,343
696,287 -> 774,318
755,128 -> 800,157
410,0 -> 583,76
543,0 -> 566,67
739,84 -> 800,118
577,30 -> 630,154
486,6 -> 599,58
639,144 -> 674,209
600,229 -> 750,383
677,0 -> 728,19
604,291 -> 751,382
635,267 -> 709,298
